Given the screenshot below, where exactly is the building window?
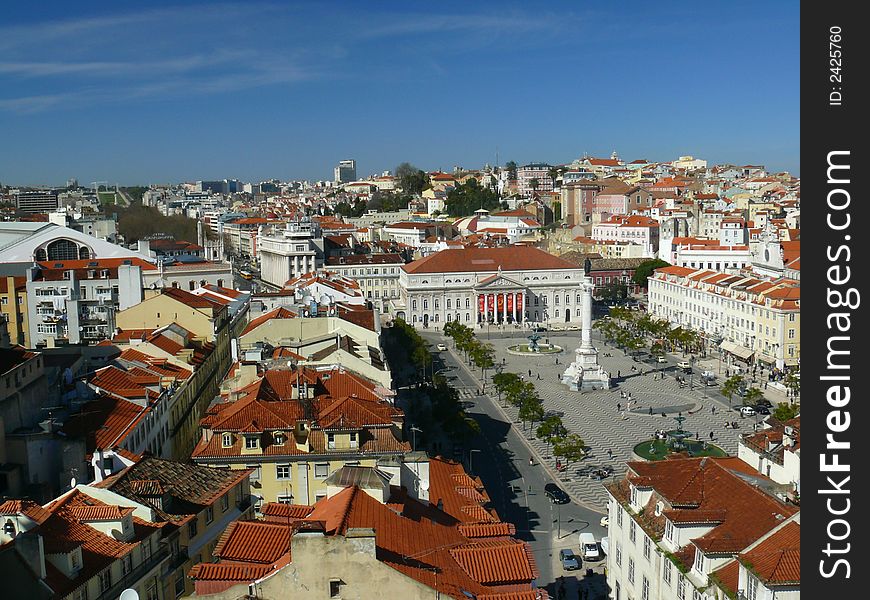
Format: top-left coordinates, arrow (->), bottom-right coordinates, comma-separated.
617,506 -> 623,527
628,557 -> 635,584
274,432 -> 286,445
641,576 -> 650,600
315,463 -> 329,478
221,494 -> 229,512
677,574 -> 686,600
630,520 -> 637,544
99,569 -> 112,592
277,494 -> 294,504
615,541 -> 622,567
447,299 -> 452,309
47,239 -> 80,261
222,433 -> 233,447
188,518 -> 198,537
277,464 -> 291,479
644,536 -> 651,560
664,559 -> 672,585
746,574 -> 759,600
327,433 -> 336,449
693,549 -> 704,573
329,580 -> 342,598
122,553 -> 132,575
205,506 -> 214,524
142,538 -> 152,561
247,464 -> 261,481
349,432 -> 358,448
665,519 -> 673,542
245,435 -> 259,449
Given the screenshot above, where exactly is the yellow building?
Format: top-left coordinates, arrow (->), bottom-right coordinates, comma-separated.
192,366 -> 409,507
0,276 -> 29,347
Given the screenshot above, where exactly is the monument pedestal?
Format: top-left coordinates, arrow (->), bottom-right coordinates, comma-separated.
561,347 -> 611,391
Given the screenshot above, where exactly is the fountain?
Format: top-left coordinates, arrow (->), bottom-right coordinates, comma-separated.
506,330 -> 563,355
632,412 -> 727,461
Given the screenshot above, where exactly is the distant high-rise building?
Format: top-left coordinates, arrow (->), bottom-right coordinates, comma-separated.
334,159 -> 357,184
15,190 -> 60,213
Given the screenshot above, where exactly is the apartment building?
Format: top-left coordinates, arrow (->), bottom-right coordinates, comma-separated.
605,457 -> 800,600
648,266 -> 800,369
325,253 -> 404,309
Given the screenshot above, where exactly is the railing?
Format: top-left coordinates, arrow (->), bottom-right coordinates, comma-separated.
95,545 -> 170,600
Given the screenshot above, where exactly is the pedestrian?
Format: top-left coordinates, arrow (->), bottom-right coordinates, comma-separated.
710,431 -> 714,440
711,405 -> 716,414
617,370 -> 621,378
696,432 -> 700,440
528,369 -> 532,377
649,407 -> 653,415
617,402 -> 621,412
608,448 -> 613,458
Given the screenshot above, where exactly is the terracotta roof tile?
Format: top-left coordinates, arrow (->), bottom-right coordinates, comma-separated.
404,246 -> 580,275
738,521 -> 800,585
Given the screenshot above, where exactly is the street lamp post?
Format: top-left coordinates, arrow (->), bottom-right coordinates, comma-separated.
410,426 -> 422,452
689,356 -> 695,389
469,449 -> 481,476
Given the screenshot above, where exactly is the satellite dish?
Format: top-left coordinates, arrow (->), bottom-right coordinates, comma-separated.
119,590 -> 140,600
419,479 -> 430,491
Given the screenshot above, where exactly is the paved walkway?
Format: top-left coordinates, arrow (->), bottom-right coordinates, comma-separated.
454,332 -> 752,512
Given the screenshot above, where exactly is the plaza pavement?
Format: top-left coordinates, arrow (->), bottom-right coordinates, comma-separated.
448,330 -> 758,513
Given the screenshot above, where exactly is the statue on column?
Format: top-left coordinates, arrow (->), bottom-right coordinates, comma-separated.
561,281 -> 611,391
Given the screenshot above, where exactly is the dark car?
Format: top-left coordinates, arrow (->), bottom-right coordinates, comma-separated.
753,405 -> 771,415
543,410 -> 565,419
559,548 -> 580,570
544,483 -> 570,504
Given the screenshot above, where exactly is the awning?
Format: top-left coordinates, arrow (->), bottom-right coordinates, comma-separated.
719,340 -> 754,360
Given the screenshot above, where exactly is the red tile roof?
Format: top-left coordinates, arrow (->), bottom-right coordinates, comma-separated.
738,521 -> 800,585
403,246 -> 580,275
241,306 -> 298,336
214,521 -> 292,563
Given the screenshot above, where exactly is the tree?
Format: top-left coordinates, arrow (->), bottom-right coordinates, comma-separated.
553,434 -> 586,466
492,371 -> 520,405
518,398 -> 544,431
773,402 -> 800,421
471,343 -> 496,381
632,259 -> 671,289
536,416 -> 567,455
395,163 -> 429,196
528,178 -> 540,196
547,166 -> 560,189
443,179 -> 502,216
721,375 -> 744,410
505,161 -> 518,181
743,387 -> 765,407
784,372 -> 800,400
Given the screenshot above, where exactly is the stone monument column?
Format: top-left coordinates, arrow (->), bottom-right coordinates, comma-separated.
561,281 -> 611,391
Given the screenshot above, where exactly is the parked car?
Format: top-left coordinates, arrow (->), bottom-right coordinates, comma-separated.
740,405 -> 756,417
543,410 -> 565,419
600,515 -> 609,528
677,360 -> 691,369
544,483 -> 570,504
559,548 -> 580,571
754,405 -> 771,415
656,356 -> 667,363
436,343 -> 448,351
579,532 -> 601,561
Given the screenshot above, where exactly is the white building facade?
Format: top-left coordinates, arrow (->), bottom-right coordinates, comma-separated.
397,246 -> 588,329
258,221 -> 324,287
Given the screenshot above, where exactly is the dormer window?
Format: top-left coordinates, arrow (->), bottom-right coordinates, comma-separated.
327,433 -> 336,449
631,486 -> 639,506
2,519 -> 14,536
245,435 -> 259,449
273,432 -> 286,445
693,548 -> 704,573
221,433 -> 233,447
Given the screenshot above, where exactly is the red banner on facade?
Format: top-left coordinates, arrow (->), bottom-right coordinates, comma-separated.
516,292 -> 523,310
478,294 -> 484,315
487,294 -> 495,316
497,293 -> 504,313
507,293 -> 514,313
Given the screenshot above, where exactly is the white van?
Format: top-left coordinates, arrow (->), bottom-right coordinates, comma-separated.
579,532 -> 601,560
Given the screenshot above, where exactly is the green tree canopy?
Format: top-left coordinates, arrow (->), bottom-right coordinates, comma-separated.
443,179 -> 502,216
553,434 -> 586,466
395,163 -> 429,195
632,258 -> 671,288
773,402 -> 800,421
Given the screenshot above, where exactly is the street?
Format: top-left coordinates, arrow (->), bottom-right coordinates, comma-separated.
422,332 -> 608,597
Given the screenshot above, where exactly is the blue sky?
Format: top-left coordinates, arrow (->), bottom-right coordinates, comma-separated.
0,1 -> 799,186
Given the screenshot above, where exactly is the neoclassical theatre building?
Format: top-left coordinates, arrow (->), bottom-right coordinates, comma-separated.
396,246 -> 588,328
